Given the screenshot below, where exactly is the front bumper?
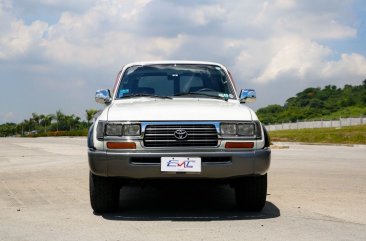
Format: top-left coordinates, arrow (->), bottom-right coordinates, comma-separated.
88,148 -> 271,179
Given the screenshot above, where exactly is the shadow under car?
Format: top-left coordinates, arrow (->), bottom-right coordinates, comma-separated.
97,184 -> 280,221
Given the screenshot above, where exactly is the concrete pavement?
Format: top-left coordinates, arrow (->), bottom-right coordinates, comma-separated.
0,138 -> 365,241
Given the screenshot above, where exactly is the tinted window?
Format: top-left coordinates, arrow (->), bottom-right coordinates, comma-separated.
116,64 -> 235,99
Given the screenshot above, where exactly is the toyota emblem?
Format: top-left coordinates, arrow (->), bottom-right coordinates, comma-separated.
174,129 -> 188,140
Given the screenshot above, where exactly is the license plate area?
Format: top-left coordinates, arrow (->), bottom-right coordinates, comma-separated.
161,157 -> 201,173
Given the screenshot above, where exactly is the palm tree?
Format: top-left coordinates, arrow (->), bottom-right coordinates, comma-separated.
31,113 -> 40,127
18,121 -> 26,136
72,115 -> 81,130
86,109 -> 98,125
22,119 -> 31,134
40,114 -> 53,133
64,114 -> 80,131
55,110 -> 64,132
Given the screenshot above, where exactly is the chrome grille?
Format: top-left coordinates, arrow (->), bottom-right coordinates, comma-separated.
143,124 -> 218,147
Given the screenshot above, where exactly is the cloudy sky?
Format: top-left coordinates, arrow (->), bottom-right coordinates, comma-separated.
1,0 -> 366,123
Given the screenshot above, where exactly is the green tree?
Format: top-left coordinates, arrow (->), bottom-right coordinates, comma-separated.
0,123 -> 17,137
257,81 -> 366,124
86,109 -> 98,125
40,114 -> 53,133
31,113 -> 41,126
55,110 -> 64,131
64,114 -> 80,131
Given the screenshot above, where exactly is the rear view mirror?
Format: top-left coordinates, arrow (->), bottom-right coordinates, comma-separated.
239,89 -> 256,103
95,89 -> 112,105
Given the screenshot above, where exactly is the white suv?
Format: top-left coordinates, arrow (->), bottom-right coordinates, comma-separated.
88,61 -> 271,212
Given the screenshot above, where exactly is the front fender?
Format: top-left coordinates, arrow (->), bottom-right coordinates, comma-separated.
87,124 -> 95,150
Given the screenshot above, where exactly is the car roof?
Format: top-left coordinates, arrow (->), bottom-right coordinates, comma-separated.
122,60 -> 227,70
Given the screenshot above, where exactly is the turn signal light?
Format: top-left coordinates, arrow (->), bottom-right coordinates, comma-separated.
107,142 -> 136,149
225,142 -> 254,149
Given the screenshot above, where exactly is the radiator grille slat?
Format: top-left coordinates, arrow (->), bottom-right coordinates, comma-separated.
143,124 -> 218,147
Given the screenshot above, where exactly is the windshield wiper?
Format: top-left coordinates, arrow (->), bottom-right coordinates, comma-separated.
121,93 -> 172,99
174,92 -> 228,101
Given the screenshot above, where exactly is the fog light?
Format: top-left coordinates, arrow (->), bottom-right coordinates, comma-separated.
225,142 -> 254,149
107,142 -> 136,149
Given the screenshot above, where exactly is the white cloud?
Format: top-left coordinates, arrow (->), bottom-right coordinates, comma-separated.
0,1 -> 48,59
0,0 -> 366,122
248,36 -> 332,83
39,0 -> 184,67
0,19 -> 48,59
321,53 -> 366,83
232,35 -> 366,87
42,31 -> 186,67
0,112 -> 15,123
279,15 -> 357,40
236,0 -> 357,40
189,4 -> 227,26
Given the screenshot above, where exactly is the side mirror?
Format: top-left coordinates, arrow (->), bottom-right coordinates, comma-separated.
239,89 -> 256,103
95,89 -> 112,105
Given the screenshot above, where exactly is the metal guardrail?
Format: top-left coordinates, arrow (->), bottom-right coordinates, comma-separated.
265,117 -> 366,131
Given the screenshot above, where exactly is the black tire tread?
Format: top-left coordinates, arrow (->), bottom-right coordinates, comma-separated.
235,174 -> 267,211
89,172 -> 119,213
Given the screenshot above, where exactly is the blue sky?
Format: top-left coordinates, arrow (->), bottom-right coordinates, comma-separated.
1,0 -> 366,123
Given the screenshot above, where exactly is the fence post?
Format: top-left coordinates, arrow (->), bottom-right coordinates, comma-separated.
339,116 -> 342,128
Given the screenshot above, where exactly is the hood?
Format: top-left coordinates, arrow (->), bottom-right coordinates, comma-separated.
107,98 -> 255,121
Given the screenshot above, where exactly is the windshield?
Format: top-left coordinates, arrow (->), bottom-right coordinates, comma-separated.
116,64 -> 236,100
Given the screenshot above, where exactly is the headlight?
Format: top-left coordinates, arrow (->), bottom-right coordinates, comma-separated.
221,122 -> 258,137
237,123 -> 255,136
105,124 -> 123,136
123,124 -> 140,136
98,122 -> 141,138
221,123 -> 237,135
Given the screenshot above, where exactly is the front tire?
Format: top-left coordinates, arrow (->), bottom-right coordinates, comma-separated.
89,172 -> 120,213
235,174 -> 267,211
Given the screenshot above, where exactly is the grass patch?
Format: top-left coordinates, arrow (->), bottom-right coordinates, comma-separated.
269,124 -> 366,144
310,106 -> 366,121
